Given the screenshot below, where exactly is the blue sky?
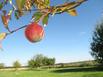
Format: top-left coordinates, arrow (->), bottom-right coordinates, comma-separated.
0,0 -> 103,66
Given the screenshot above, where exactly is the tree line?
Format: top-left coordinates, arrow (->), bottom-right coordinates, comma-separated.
28,54 -> 55,69
0,54 -> 55,70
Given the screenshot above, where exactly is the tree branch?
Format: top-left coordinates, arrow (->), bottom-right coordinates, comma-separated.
6,0 -> 87,36
10,0 -> 87,13
7,25 -> 27,35
50,0 -> 88,14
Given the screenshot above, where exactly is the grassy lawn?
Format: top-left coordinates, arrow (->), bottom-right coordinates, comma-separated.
0,67 -> 103,77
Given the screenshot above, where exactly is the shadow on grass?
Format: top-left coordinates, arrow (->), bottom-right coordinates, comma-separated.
51,67 -> 103,73
83,73 -> 103,77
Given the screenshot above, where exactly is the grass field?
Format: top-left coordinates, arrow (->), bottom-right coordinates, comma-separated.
0,67 -> 103,77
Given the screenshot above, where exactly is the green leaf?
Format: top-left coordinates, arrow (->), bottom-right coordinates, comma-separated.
16,0 -> 21,10
42,14 -> 49,27
21,0 -> 25,8
0,3 -> 3,10
15,12 -> 19,19
44,0 -> 50,7
8,10 -> 13,15
32,12 -> 42,17
34,0 -> 50,9
32,12 -> 43,22
16,0 -> 25,11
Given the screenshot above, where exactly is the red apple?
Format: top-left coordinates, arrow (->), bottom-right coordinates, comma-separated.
25,22 -> 44,43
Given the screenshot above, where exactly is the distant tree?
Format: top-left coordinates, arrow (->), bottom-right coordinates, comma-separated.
42,56 -> 49,65
28,54 -> 55,68
42,57 -> 55,66
0,63 -> 4,69
51,58 -> 55,65
13,61 -> 21,70
46,58 -> 55,65
90,20 -> 103,65
28,59 -> 38,69
34,54 -> 44,67
28,54 -> 44,68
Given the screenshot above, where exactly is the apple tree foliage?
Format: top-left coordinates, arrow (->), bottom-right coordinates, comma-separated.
0,0 -> 87,47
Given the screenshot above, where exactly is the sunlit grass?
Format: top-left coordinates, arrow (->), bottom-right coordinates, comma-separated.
0,67 -> 103,77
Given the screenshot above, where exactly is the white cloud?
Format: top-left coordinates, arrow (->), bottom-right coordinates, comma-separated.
79,31 -> 86,36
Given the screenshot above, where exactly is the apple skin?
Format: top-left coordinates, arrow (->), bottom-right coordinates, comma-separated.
25,22 -> 44,43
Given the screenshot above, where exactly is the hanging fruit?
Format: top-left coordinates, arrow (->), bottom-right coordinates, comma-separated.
25,22 -> 44,43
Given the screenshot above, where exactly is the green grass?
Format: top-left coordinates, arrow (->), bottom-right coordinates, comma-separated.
0,67 -> 103,77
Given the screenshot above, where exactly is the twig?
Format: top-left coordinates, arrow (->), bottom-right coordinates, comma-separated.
7,25 -> 27,35
50,0 -> 88,14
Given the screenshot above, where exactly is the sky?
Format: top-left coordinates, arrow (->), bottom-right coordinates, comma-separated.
0,0 -> 103,66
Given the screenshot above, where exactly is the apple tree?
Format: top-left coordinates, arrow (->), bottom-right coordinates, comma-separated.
0,0 -> 87,48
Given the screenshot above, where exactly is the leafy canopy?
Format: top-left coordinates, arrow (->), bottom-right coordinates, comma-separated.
0,0 -> 87,48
